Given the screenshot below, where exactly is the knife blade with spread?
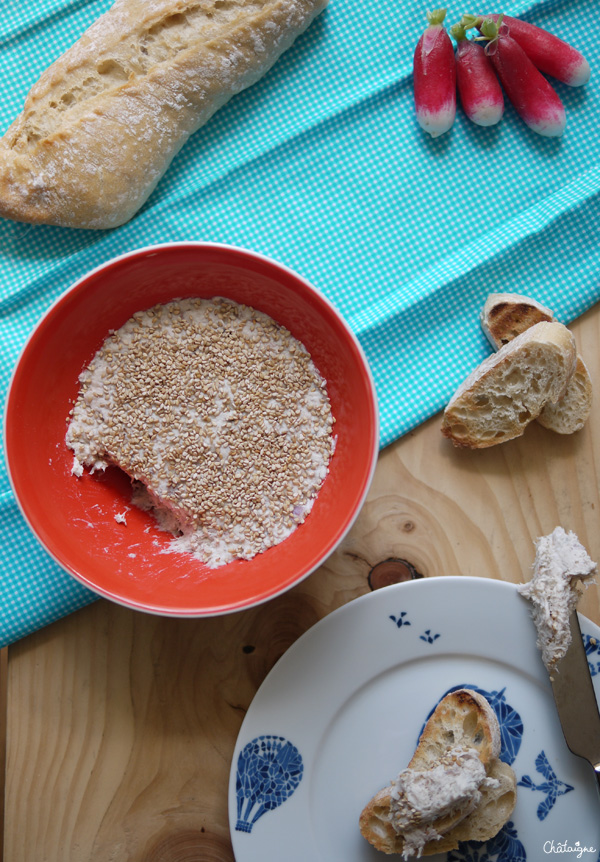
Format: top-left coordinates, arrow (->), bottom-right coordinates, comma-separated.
550,611 -> 600,791
518,527 -> 600,792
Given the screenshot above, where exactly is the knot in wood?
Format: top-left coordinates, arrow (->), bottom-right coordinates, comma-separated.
368,559 -> 423,590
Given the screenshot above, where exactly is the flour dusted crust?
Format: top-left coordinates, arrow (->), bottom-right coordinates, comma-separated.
0,0 -> 327,229
359,689 -> 517,858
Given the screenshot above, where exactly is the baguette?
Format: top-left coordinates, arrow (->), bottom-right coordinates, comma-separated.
0,0 -> 327,230
481,293 -> 592,435
359,689 -> 516,857
441,321 -> 577,448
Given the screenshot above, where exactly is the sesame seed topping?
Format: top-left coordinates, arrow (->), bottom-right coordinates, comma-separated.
66,297 -> 336,568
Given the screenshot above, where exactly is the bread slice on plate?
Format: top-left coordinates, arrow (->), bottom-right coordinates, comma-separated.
359,688 -> 517,857
405,687 -> 501,771
441,321 -> 577,448
481,293 -> 592,435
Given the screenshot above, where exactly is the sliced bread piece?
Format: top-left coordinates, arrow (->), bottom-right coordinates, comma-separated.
427,759 -> 517,853
359,689 -> 516,857
409,688 -> 501,770
358,761 -> 517,857
480,293 -> 592,435
441,321 -> 577,448
536,355 -> 592,434
481,292 -> 554,349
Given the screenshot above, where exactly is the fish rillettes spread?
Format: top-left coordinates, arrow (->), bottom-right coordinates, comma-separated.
390,747 -> 499,858
66,297 -> 335,567
518,526 -> 597,670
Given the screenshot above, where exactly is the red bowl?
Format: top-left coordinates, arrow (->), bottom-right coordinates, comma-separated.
4,243 -> 378,616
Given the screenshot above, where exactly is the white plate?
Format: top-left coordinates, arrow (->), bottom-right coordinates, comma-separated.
229,577 -> 600,861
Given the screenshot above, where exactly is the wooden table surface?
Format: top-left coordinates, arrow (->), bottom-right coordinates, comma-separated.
2,307 -> 600,862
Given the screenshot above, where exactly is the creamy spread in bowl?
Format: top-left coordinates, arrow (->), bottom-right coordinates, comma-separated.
66,297 -> 335,568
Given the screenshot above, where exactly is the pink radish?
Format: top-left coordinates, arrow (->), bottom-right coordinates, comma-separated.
451,21 -> 503,126
413,8 -> 456,137
479,13 -> 590,86
479,17 -> 566,137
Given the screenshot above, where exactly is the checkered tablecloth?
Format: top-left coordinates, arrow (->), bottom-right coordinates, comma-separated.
1,0 -> 599,646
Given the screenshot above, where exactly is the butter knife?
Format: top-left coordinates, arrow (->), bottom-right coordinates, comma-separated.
550,611 -> 600,792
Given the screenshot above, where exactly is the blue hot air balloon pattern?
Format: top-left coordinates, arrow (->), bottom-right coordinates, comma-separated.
235,735 -> 303,833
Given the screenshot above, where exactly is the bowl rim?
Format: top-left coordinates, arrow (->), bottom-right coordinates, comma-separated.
4,241 -> 380,616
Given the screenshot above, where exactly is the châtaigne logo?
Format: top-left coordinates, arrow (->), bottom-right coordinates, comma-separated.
543,839 -> 597,858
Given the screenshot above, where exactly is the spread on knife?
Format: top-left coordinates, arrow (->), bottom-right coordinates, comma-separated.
518,526 -> 597,671
66,297 -> 335,568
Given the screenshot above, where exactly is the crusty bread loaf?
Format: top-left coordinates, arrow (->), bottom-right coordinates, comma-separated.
442,321 -> 577,448
481,293 -> 592,435
0,0 -> 327,230
359,689 -> 517,857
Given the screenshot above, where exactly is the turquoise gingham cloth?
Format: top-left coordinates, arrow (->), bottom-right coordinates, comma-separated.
1,0 -> 599,646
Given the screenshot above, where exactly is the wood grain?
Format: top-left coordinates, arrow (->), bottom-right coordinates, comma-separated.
3,308 -> 600,861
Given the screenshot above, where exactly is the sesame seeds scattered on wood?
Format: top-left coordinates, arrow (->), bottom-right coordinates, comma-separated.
66,297 -> 335,568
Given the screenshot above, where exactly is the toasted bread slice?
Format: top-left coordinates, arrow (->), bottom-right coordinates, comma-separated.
360,786 -> 406,855
360,759 -> 517,856
481,293 -> 554,349
442,321 -> 576,448
480,293 -> 592,435
359,689 -> 514,857
408,688 -> 500,771
425,760 -> 517,853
